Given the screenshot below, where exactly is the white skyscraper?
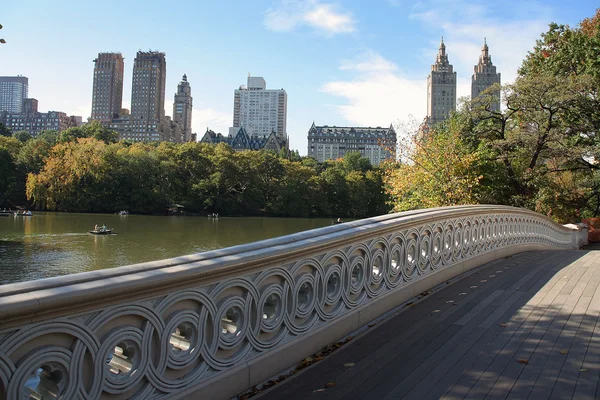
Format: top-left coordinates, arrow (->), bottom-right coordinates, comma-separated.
231,76 -> 287,139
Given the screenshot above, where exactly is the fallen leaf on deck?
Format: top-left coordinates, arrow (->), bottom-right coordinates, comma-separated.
263,380 -> 276,389
560,350 -> 568,355
517,359 -> 529,364
325,381 -> 337,388
498,323 -> 508,327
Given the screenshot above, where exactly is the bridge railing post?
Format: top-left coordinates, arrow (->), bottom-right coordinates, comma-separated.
563,223 -> 589,249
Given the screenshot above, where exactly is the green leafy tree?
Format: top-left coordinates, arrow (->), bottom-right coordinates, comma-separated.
271,159 -> 319,217
0,122 -> 11,137
13,130 -> 31,142
16,138 -> 53,174
58,121 -> 119,144
0,137 -> 25,207
343,151 -> 372,173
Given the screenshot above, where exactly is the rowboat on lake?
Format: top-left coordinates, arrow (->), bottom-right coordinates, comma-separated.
14,210 -> 33,216
89,228 -> 114,235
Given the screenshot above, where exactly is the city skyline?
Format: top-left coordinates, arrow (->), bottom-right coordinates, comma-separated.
2,0 -> 596,153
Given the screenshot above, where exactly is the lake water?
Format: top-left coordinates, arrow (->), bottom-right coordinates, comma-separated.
0,212 -> 332,285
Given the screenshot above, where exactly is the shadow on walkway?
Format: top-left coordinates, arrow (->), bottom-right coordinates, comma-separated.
255,249 -> 600,400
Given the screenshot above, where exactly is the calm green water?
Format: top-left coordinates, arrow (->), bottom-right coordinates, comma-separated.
0,212 -> 332,285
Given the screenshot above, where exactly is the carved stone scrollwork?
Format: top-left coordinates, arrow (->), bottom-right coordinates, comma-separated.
0,208 -> 576,399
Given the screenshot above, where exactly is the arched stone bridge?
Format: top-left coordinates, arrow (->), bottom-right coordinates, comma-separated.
0,206 -> 590,399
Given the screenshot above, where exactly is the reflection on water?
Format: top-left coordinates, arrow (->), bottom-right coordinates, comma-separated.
0,212 -> 332,285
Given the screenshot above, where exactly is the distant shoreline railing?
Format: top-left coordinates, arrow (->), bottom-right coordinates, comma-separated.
0,206 -> 584,399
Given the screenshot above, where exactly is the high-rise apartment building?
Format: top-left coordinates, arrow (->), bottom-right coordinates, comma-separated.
90,53 -> 124,123
173,74 -> 193,142
427,38 -> 457,125
129,51 -> 167,141
0,76 -> 28,113
231,76 -> 287,138
471,39 -> 501,111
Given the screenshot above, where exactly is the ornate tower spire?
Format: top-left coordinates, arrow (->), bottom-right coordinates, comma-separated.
479,38 -> 491,65
436,37 -> 449,66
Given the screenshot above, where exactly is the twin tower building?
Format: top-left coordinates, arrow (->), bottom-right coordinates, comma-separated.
90,52 -> 193,143
426,38 -> 501,126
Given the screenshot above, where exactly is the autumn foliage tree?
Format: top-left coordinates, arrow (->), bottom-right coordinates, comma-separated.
385,116 -> 482,211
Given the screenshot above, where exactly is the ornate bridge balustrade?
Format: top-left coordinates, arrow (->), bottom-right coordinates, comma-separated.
0,206 -> 585,400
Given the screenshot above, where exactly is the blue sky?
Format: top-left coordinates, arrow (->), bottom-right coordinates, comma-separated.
2,0 -> 597,154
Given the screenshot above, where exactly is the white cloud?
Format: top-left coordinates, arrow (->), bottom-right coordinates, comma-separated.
339,50 -> 397,72
191,108 -> 231,139
264,0 -> 356,35
304,4 -> 356,33
70,103 -> 91,120
322,52 -> 426,129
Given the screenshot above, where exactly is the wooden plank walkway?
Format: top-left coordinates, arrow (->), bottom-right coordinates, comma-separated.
256,249 -> 600,400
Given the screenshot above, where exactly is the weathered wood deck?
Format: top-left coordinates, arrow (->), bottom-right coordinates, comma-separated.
256,249 -> 600,400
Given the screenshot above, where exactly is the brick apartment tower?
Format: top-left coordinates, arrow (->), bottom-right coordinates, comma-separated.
130,51 -> 166,140
90,53 -> 124,123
